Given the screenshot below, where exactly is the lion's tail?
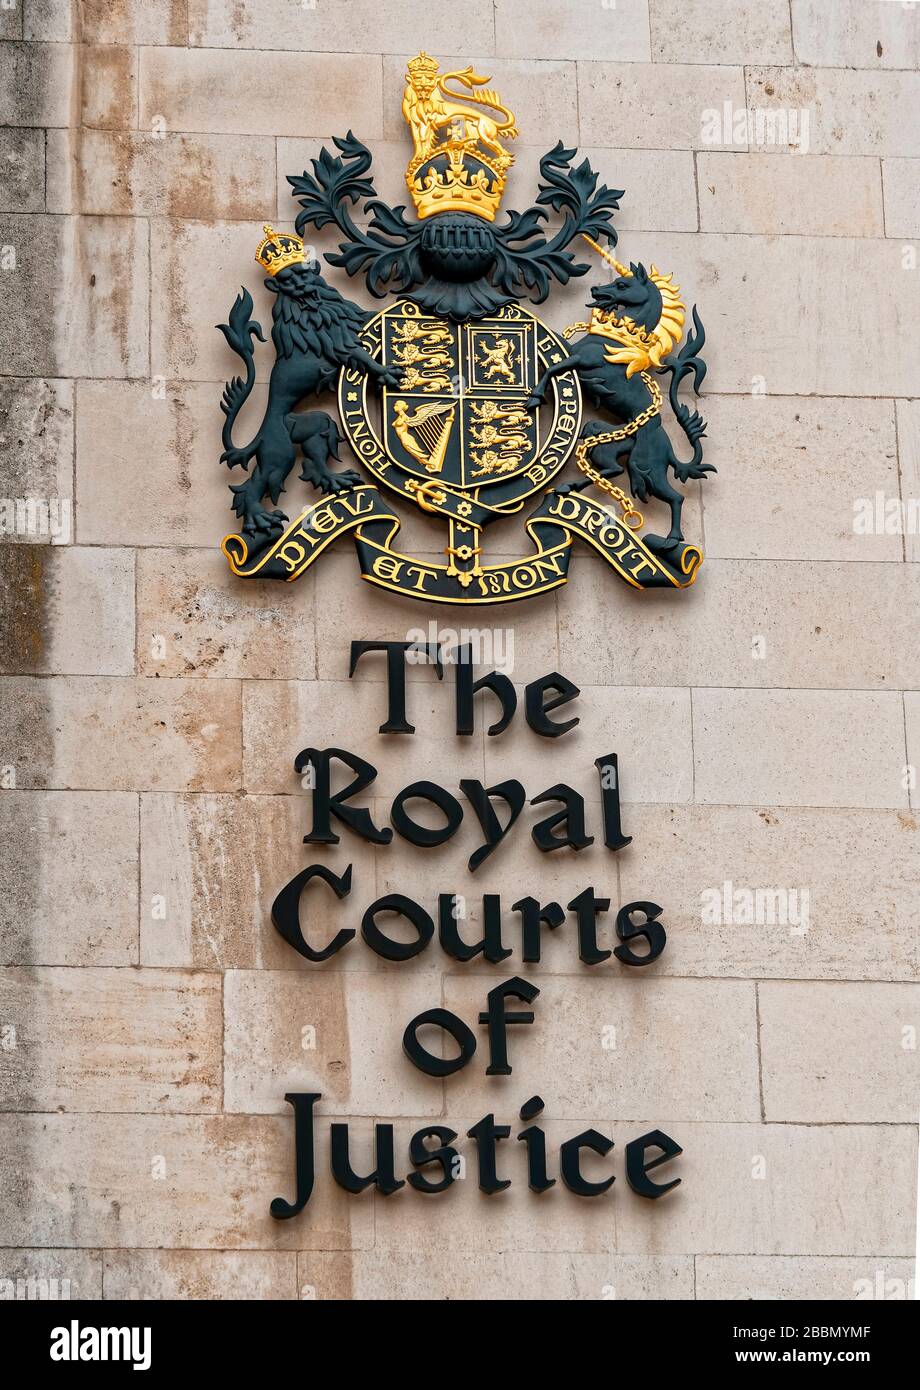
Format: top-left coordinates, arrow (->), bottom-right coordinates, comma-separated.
220,378 -> 260,470
217,288 -> 265,469
439,72 -> 517,136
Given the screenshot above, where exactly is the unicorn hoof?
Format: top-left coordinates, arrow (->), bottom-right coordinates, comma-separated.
645,534 -> 682,554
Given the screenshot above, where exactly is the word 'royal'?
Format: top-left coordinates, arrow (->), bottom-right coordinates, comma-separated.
297,641 -> 631,872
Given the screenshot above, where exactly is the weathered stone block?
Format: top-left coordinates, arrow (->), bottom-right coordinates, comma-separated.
0,1248 -> 102,1301
82,47 -> 138,130
223,970 -> 446,1116
620,804 -> 920,982
0,129 -> 44,212
0,378 -> 73,541
650,0 -> 793,65
0,790 -> 139,966
791,0 -> 920,70
882,158 -> 920,238
298,1249 -> 693,1300
697,1254 -> 916,1300
0,966 -> 221,1112
0,43 -> 73,128
103,1249 -> 297,1300
495,0 -> 651,62
746,67 -> 920,158
1,676 -> 241,792
31,0 -> 190,45
699,396 -> 898,563
75,380 -> 236,548
0,1112 -> 374,1249
140,47 -> 383,139
136,548 -> 315,680
760,981 -> 920,1123
189,0 -> 494,55
698,153 -> 884,237
0,215 -> 149,379
49,131 -> 277,220
692,689 -> 909,809
0,547 -> 134,676
578,62 -> 746,149
559,559 -> 918,691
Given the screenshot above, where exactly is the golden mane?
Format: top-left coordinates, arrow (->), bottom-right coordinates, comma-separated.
645,265 -> 685,366
581,236 -> 686,376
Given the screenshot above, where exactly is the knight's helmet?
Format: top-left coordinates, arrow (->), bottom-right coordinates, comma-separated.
403,52 -> 516,223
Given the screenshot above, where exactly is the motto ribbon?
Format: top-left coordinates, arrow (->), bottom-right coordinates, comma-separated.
525,491 -> 702,591
221,485 -> 399,581
221,483 -> 702,600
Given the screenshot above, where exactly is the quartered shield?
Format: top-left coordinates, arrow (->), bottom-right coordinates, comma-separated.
339,299 -> 582,530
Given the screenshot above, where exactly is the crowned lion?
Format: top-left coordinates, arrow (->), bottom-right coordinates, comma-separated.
218,226 -> 402,538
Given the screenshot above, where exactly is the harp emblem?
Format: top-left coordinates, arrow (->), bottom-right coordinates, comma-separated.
391,399 -> 457,474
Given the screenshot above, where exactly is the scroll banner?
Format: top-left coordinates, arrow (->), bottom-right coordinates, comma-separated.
526,490 -> 702,591
221,483 -> 702,600
221,485 -> 398,581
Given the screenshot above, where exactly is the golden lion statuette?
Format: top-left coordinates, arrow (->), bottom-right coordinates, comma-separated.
402,51 -> 518,222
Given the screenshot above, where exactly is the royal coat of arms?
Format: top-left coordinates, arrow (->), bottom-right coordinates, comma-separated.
219,53 -> 714,604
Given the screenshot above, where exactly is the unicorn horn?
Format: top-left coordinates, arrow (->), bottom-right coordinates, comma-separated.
582,233 -> 630,277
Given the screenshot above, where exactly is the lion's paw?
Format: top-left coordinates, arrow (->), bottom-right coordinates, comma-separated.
320,469 -> 363,495
242,507 -> 288,537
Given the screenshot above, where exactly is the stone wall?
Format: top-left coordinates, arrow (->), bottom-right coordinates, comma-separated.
0,0 -> 917,1301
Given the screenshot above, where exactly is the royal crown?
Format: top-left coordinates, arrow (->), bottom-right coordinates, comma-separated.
402,52 -> 517,222
407,51 -> 439,83
255,224 -> 304,276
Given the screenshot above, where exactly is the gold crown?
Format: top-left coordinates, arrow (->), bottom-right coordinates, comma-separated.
255,224 -> 304,276
407,51 -> 439,82
402,53 -> 517,222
